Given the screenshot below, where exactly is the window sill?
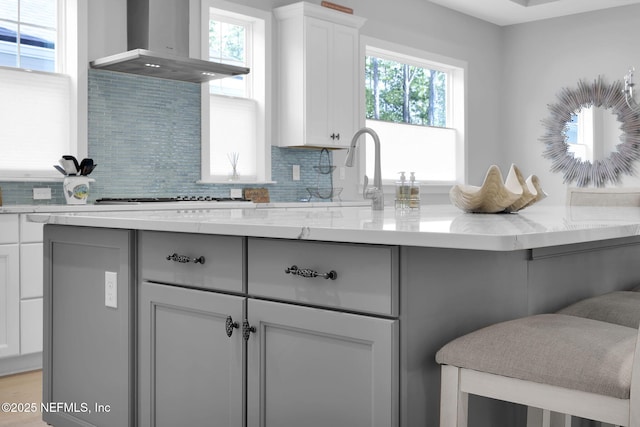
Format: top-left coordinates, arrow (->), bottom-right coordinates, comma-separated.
196,180 -> 277,185
0,176 -> 64,183
379,182 -> 455,195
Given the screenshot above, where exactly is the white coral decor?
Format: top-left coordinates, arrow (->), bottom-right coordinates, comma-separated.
449,164 -> 547,213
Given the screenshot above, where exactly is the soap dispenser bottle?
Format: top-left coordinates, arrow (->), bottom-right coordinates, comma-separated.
395,172 -> 409,209
409,172 -> 420,209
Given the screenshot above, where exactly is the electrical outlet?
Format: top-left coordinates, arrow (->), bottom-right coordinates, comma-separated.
339,166 -> 346,180
33,188 -> 51,200
230,188 -> 243,199
105,271 -> 117,309
292,165 -> 301,181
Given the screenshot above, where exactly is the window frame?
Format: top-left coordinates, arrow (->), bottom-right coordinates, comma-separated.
0,0 -> 88,181
196,0 -> 273,184
358,36 -> 467,194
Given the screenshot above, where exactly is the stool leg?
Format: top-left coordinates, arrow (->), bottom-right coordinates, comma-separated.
526,408 -> 550,427
550,412 -> 571,427
440,365 -> 468,427
526,408 -> 573,427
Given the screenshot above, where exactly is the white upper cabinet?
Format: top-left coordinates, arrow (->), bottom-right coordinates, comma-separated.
275,2 -> 366,148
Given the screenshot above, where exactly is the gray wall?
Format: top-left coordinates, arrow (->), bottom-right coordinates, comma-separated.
503,4 -> 640,204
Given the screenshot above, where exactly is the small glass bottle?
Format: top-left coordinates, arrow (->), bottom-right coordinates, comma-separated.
409,172 -> 420,209
395,172 -> 409,209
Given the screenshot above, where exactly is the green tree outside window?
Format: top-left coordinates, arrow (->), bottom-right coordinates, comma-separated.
365,56 -> 447,127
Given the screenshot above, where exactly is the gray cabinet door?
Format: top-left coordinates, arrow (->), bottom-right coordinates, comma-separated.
138,281 -> 244,427
246,298 -> 398,427
43,225 -> 134,427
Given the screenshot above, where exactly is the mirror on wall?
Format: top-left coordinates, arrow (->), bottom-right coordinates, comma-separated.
564,106 -> 622,163
540,77 -> 640,187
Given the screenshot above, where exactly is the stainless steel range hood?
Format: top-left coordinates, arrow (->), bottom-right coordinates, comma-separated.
89,0 -> 249,83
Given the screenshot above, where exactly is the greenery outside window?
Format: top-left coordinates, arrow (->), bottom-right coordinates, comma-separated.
208,15 -> 248,98
366,56 -> 447,127
199,0 -> 271,183
362,39 -> 466,186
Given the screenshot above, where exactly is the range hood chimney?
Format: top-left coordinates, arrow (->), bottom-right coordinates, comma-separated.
89,0 -> 249,83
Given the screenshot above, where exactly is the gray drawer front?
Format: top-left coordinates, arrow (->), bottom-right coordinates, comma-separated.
139,231 -> 243,292
248,238 -> 397,315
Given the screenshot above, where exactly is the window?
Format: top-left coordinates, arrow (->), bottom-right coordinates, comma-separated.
565,107 -> 620,164
0,0 -> 85,180
200,1 -> 271,183
0,0 -> 56,71
208,15 -> 248,97
366,56 -> 447,127
362,39 -> 466,186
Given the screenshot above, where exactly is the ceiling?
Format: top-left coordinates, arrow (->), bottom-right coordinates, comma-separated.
428,0 -> 640,26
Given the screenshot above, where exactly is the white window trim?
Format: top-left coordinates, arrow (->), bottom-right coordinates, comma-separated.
0,0 -> 87,182
194,0 -> 273,184
65,0 -> 89,166
358,36 -> 467,194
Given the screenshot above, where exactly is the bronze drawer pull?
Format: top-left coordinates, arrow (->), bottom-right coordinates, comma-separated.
166,253 -> 206,264
285,265 -> 337,280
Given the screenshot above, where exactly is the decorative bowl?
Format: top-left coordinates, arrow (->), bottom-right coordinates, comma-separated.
449,164 -> 547,213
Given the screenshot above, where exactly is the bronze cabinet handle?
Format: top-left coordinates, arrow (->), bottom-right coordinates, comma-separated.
285,265 -> 337,280
166,253 -> 205,264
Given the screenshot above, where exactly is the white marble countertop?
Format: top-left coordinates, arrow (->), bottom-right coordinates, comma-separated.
27,204 -> 640,251
0,201 -> 253,213
0,200 -> 368,214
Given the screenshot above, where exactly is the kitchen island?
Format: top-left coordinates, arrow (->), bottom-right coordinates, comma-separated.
32,204 -> 640,427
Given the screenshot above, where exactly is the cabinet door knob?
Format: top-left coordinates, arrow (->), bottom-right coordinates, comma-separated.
225,316 -> 239,337
166,253 -> 206,264
242,320 -> 256,341
285,265 -> 337,280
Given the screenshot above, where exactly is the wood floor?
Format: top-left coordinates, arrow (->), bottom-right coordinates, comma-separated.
0,370 -> 48,427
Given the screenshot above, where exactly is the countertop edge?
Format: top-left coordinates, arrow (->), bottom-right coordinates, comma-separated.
28,205 -> 640,251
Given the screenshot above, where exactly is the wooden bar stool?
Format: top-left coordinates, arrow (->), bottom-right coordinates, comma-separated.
436,313 -> 639,427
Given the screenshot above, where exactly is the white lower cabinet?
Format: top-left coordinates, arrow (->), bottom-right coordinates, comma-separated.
19,243 -> 43,299
0,244 -> 19,359
19,243 -> 43,355
0,214 -> 45,373
19,298 -> 42,355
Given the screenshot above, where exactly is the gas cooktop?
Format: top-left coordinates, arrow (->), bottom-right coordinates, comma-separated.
95,196 -> 250,204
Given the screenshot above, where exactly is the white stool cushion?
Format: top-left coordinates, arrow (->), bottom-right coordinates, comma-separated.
435,314 -> 636,399
557,291 -> 640,328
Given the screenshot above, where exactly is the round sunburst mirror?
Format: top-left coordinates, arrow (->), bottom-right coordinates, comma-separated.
540,76 -> 640,187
